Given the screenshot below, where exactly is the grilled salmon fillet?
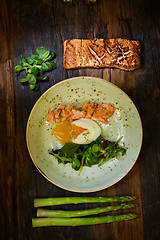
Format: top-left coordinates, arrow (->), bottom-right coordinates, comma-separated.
64,38 -> 141,71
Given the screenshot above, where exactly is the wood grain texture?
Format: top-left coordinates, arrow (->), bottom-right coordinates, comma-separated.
0,0 -> 160,239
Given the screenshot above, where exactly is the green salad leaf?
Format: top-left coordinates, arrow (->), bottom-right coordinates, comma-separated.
14,46 -> 56,90
49,136 -> 127,171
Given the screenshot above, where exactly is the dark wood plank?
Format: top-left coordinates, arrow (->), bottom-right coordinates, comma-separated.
0,0 -> 160,239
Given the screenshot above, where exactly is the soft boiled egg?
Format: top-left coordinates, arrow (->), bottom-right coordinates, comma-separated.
72,119 -> 101,144
52,119 -> 101,145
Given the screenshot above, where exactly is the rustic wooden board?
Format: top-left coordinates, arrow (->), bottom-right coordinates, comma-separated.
0,0 -> 160,239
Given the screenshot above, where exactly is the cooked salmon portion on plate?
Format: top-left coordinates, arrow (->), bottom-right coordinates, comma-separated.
46,102 -> 116,124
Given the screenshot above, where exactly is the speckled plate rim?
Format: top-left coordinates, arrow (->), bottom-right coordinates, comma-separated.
26,76 -> 143,193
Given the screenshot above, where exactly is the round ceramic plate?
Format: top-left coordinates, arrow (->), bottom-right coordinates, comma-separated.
26,76 -> 142,192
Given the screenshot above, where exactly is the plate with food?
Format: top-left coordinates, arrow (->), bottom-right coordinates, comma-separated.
26,76 -> 142,192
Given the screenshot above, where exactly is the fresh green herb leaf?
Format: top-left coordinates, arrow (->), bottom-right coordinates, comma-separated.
57,108 -> 60,112
40,50 -> 50,61
27,56 -> 34,64
29,84 -> 36,90
19,78 -> 28,83
59,114 -> 63,119
77,107 -> 84,111
41,62 -> 56,73
50,51 -> 55,58
43,51 -> 55,62
14,65 -> 24,73
36,46 -> 47,57
37,75 -> 48,81
60,142 -> 80,156
27,74 -> 36,85
31,66 -> 39,75
31,54 -> 39,61
20,56 -> 28,67
92,144 -> 100,153
29,83 -> 39,91
72,157 -> 80,171
30,54 -> 42,64
49,151 -> 73,164
33,59 -> 43,65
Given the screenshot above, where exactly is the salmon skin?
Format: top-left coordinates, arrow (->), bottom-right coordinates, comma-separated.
63,38 -> 141,71
46,102 -> 116,124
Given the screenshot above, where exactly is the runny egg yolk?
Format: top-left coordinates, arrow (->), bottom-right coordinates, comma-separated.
52,121 -> 86,145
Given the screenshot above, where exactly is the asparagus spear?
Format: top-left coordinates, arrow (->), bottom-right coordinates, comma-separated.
34,196 -> 136,208
37,203 -> 136,218
32,213 -> 136,227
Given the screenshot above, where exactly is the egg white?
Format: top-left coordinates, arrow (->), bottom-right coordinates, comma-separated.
72,119 -> 101,144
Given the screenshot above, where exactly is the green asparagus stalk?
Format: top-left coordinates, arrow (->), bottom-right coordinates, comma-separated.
34,196 -> 136,208
37,203 -> 136,218
32,213 -> 136,227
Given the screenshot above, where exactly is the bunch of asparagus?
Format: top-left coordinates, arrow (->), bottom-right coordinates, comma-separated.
32,196 -> 137,227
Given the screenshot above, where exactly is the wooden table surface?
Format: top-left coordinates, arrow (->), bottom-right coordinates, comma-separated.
0,0 -> 160,239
